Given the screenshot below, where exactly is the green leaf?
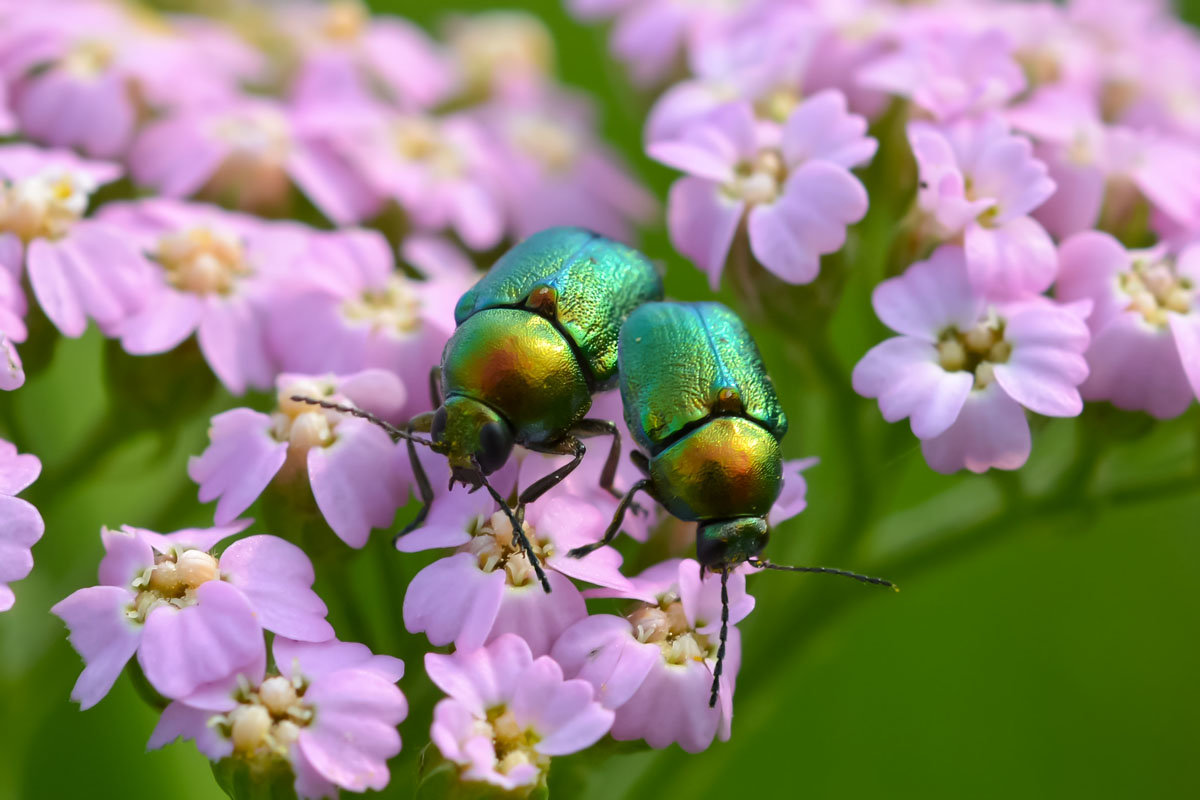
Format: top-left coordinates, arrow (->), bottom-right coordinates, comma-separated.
210,757 -> 299,800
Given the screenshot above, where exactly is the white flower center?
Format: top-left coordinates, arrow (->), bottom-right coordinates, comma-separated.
626,592 -> 712,665
340,275 -> 423,336
464,510 -> 552,588
479,705 -> 548,778
212,109 -> 292,161
322,0 -> 367,42
0,170 -> 96,242
271,380 -> 340,466
127,548 -> 221,623
448,13 -> 554,97
1120,254 -> 1195,327
507,115 -> 580,174
156,227 -> 250,296
62,39 -> 115,79
724,150 -> 785,205
215,671 -> 313,762
393,117 -> 464,177
936,314 -> 1011,390
754,86 -> 802,124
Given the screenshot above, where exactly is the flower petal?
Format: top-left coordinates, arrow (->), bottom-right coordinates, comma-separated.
403,553 -> 506,652
219,535 -> 333,642
51,585 -> 140,709
921,384 -> 1031,473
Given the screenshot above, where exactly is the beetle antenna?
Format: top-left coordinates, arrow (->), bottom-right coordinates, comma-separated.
290,396 -> 435,447
748,558 -> 898,591
480,477 -> 552,594
709,568 -> 729,708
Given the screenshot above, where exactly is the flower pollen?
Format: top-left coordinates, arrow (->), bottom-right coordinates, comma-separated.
627,592 -> 710,665
1120,253 -> 1195,327
0,171 -> 96,242
484,705 -> 549,777
271,380 -> 339,465
216,671 -> 313,762
157,227 -> 250,296
937,315 -> 1011,389
465,510 -> 552,587
127,547 -> 221,623
340,275 -> 422,336
725,149 -> 785,205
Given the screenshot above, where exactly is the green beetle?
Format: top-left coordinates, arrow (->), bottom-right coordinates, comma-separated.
568,301 -> 893,705
298,227 -> 662,592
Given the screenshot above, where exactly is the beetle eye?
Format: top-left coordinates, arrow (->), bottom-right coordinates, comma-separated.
431,407 -> 448,442
475,421 -> 510,474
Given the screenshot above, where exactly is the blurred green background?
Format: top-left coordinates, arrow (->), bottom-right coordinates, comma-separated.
2,1 -> 1200,799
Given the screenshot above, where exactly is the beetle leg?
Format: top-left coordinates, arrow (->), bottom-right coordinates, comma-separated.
518,436 -> 586,506
428,366 -> 443,407
570,418 -> 624,498
395,412 -> 435,540
630,449 -> 650,476
567,478 -> 654,559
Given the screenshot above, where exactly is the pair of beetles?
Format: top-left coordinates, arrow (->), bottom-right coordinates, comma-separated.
298,227 -> 893,707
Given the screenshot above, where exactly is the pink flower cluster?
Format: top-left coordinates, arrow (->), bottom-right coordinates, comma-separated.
570,0 -> 1200,472
0,0 -> 653,397
51,521 -> 406,798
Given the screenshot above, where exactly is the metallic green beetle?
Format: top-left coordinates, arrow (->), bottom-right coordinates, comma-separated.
568,301 -> 894,705
298,227 -> 662,592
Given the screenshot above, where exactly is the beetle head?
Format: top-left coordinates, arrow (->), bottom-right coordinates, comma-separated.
695,517 -> 769,571
430,395 -> 515,490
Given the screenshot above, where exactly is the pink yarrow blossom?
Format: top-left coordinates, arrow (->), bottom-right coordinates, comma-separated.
1057,232 -> 1200,418
335,106 -> 507,249
279,0 -> 454,110
0,439 -> 42,611
401,486 -> 631,657
852,245 -> 1091,474
427,634 -> 613,790
265,230 -> 469,420
5,2 -> 260,157
0,333 -> 22,390
857,27 -> 1026,121
568,0 -> 742,86
189,370 -> 410,549
552,558 -> 754,753
649,93 -> 874,288
150,636 -> 406,800
51,523 -> 334,709
97,200 -> 318,394
907,116 -> 1058,298
129,97 -> 379,224
483,91 -> 657,243
0,145 -> 151,338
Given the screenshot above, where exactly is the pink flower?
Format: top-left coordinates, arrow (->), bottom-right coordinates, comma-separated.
0,439 -> 42,611
0,333 -> 22,390
129,97 -> 379,224
329,105 -> 505,249
97,199 -> 313,394
649,93 -> 874,287
1057,232 -> 1200,419
568,0 -> 739,86
852,246 -> 1091,474
908,116 -> 1058,298
552,558 -> 754,752
0,145 -> 151,338
769,457 -> 818,528
279,0 -> 454,110
484,91 -> 657,243
149,636 -> 406,800
401,490 -> 631,657
427,634 -> 613,790
265,230 -> 468,420
188,371 -> 410,548
6,2 -> 258,157
51,523 -> 334,709
858,27 -> 1026,121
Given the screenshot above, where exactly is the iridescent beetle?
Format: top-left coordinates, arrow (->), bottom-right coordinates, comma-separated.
568,301 -> 895,705
297,227 -> 662,592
